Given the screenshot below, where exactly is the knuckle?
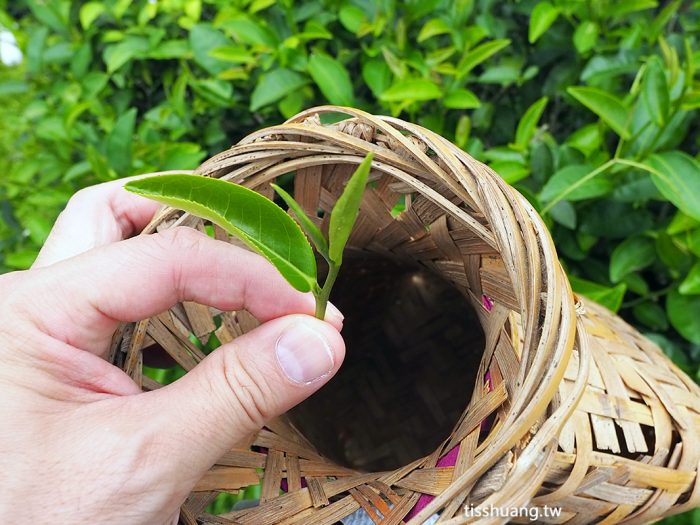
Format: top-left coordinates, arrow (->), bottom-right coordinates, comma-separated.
66,186 -> 97,210
157,226 -> 204,251
150,227 -> 205,299
218,349 -> 274,432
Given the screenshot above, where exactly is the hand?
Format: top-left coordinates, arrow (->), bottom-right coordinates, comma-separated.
0,178 -> 345,524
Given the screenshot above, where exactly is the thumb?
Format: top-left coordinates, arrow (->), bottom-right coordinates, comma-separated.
134,314 -> 344,478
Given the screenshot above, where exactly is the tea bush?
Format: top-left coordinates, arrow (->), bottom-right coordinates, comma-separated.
1,1 -> 699,520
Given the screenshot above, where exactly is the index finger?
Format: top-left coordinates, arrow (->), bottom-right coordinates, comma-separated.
33,172 -> 191,268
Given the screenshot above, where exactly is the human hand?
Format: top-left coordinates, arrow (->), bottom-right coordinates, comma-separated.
0,178 -> 345,524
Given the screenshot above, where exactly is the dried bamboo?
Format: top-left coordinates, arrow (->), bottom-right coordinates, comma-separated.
111,107 -> 700,524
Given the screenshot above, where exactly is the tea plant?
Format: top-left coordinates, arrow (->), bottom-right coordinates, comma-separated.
126,153 -> 373,318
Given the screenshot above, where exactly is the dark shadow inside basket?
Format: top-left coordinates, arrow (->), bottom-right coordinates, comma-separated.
285,250 -> 485,472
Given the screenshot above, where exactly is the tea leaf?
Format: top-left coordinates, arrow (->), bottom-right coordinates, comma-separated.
645,152 -> 700,221
540,164 -> 612,205
642,56 -> 670,126
513,96 -> 548,150
529,2 -> 559,44
126,175 -> 317,292
380,79 -> 442,102
569,275 -> 627,312
456,39 -> 511,79
271,183 -> 329,258
567,86 -> 631,139
250,68 -> 308,111
308,53 -> 354,106
679,262 -> 700,295
328,153 -> 373,264
105,108 -> 136,176
667,288 -> 700,344
609,236 -> 656,283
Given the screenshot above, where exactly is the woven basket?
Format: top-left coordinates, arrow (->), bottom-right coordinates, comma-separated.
110,106 -> 700,524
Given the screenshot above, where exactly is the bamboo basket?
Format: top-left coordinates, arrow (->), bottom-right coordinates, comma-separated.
110,106 -> 700,524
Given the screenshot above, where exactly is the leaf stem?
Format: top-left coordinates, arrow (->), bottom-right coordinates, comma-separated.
314,262 -> 341,320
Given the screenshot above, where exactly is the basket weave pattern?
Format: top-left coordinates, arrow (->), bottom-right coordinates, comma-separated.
110,107 -> 700,524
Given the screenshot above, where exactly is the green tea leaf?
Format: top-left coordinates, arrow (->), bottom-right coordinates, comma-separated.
221,17 -> 278,47
328,153 -> 373,264
190,24 -> 231,75
513,96 -> 548,150
540,164 -> 612,204
380,79 -> 442,102
26,0 -> 68,34
456,39 -> 511,79
125,175 -> 317,292
490,160 -> 530,184
105,108 -> 137,176
418,18 -> 452,42
443,88 -> 480,109
338,5 -> 365,33
642,56 -> 670,126
529,2 -> 559,44
80,2 -> 105,29
633,301 -> 668,331
567,86 -> 631,139
566,124 -> 602,157
569,275 -> 627,312
573,21 -> 599,54
103,38 -> 150,73
271,183 -> 329,258
609,236 -> 656,283
679,262 -> 700,295
208,46 -> 255,64
667,288 -> 700,344
645,152 -> 700,221
307,53 -> 354,106
250,69 -> 308,111
609,0 -> 658,17
362,59 -> 392,99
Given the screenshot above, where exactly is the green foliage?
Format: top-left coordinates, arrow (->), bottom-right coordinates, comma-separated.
328,153 -> 373,265
2,4 -> 700,518
125,174 -> 319,292
271,182 -> 330,259
126,153 -> 372,317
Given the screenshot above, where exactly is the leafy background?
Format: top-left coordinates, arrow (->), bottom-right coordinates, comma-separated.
1,0 -> 700,521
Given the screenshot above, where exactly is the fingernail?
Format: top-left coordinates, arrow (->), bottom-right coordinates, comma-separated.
276,321 -> 335,384
325,302 -> 344,325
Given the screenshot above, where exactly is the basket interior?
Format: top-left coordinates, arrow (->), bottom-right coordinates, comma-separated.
286,251 -> 485,472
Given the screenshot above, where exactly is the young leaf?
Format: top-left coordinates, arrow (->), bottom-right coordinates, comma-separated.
569,275 -> 627,313
540,164 -> 612,204
328,153 -> 374,264
633,302 -> 668,331
456,39 -> 511,79
380,79 -> 442,102
609,236 -> 656,283
513,96 -> 548,150
642,56 -> 670,126
271,183 -> 329,258
443,88 -> 481,109
307,53 -> 354,107
645,151 -> 700,221
105,108 -> 137,177
529,2 -> 559,44
250,68 -> 308,111
125,175 -> 317,293
567,86 -> 631,139
417,18 -> 452,42
573,21 -> 599,54
679,262 -> 700,295
667,288 -> 700,344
